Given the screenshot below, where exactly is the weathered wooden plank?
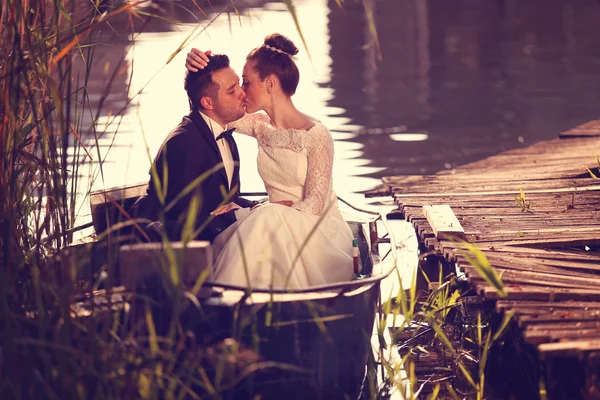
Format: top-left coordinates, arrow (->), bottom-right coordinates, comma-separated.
559,120 -> 600,138
476,284 -> 600,302
517,311 -> 600,325
119,241 -> 213,289
424,237 -> 441,252
398,202 -> 600,214
463,226 -> 600,237
460,266 -> 600,289
539,339 -> 600,358
458,255 -> 600,277
502,307 -> 600,317
443,241 -> 600,261
524,328 -> 600,345
496,300 -> 600,313
422,205 -> 465,240
396,205 -> 600,218
461,249 -> 600,265
460,237 -> 600,249
526,321 -> 600,331
396,191 -> 600,205
467,274 -> 597,290
469,245 -> 600,261
393,183 -> 600,197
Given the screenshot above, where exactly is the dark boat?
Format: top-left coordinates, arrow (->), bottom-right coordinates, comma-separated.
66,183 -> 398,399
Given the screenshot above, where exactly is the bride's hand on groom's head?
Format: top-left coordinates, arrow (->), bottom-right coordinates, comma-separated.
211,202 -> 240,216
186,49 -> 212,72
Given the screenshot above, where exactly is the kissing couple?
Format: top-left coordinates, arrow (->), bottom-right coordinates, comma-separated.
133,33 -> 354,290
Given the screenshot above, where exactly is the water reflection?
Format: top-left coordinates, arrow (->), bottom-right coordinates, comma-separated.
327,0 -> 600,177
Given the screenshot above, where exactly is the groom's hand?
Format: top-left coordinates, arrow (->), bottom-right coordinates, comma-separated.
186,49 -> 212,72
211,202 -> 241,216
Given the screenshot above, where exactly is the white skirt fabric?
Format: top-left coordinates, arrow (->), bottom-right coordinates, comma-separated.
210,203 -> 354,290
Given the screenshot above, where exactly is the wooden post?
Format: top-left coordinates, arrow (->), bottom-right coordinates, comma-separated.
119,241 -> 213,290
369,220 -> 380,256
90,182 -> 147,235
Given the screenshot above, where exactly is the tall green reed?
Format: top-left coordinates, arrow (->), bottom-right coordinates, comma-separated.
0,1 -> 272,398
375,230 -> 513,399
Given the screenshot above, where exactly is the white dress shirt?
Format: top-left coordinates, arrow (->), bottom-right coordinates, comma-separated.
198,111 -> 233,188
198,111 -> 250,220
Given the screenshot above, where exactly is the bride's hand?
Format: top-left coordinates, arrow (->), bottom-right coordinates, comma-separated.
211,202 -> 240,216
250,200 -> 292,211
186,49 -> 212,72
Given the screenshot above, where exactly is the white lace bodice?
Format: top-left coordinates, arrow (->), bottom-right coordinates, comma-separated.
231,113 -> 340,218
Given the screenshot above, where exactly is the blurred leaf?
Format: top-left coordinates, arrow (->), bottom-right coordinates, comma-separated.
282,0 -> 312,62
539,373 -> 549,400
492,311 -> 514,343
163,241 -> 180,288
182,194 -> 200,243
444,382 -> 462,400
457,361 -> 478,391
145,305 -> 159,356
361,0 -> 381,60
429,321 -> 455,356
165,163 -> 225,212
428,384 -> 440,400
587,162 -> 598,179
139,372 -> 152,399
461,241 -> 506,297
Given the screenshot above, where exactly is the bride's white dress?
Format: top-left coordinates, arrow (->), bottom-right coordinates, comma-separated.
209,113 -> 354,290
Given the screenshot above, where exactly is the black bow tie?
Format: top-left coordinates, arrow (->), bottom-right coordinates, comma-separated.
216,128 -> 235,141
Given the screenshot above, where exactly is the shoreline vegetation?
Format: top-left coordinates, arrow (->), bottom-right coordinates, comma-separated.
1,1 -> 514,398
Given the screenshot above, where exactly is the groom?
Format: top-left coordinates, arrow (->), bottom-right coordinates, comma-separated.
132,53 -> 256,242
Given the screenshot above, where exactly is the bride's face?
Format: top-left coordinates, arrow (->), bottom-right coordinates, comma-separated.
242,60 -> 268,113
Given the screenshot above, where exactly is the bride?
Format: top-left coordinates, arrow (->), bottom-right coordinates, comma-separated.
186,34 -> 353,290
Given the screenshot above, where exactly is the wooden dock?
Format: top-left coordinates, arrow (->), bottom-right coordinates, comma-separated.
371,120 -> 600,398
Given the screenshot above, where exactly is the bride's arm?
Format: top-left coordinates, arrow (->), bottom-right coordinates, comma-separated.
229,113 -> 270,137
291,127 -> 334,216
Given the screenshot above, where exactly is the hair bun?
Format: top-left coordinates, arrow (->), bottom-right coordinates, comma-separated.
264,33 -> 299,56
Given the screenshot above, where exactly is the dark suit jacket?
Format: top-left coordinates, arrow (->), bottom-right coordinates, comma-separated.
132,109 -> 255,242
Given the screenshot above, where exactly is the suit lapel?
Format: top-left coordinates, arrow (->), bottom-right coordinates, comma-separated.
188,110 -> 229,188
227,134 -> 241,194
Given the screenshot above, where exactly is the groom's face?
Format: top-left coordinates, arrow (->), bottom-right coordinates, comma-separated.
208,67 -> 246,124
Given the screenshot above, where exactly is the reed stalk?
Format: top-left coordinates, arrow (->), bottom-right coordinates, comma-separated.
0,1 -> 274,398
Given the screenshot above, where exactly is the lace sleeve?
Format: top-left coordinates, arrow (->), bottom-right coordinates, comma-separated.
292,125 -> 334,216
230,113 -> 270,137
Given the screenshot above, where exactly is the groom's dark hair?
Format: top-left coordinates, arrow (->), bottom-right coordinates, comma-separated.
184,54 -> 230,110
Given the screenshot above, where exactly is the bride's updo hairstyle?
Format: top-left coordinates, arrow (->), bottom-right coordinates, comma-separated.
246,33 -> 300,96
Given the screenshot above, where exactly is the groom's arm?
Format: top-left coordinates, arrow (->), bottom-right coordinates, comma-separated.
234,196 -> 258,209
